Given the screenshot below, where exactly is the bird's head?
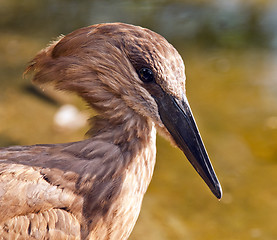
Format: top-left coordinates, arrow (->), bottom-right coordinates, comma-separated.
26,23 -> 222,199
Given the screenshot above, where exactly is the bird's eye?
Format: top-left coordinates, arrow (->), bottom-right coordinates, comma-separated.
138,68 -> 154,83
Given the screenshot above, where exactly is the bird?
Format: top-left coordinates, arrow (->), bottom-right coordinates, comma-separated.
0,23 -> 222,239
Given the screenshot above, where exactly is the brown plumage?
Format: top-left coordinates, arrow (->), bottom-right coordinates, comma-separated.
0,23 -> 222,239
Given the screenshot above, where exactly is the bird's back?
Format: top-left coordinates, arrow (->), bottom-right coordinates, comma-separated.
0,144 -> 82,239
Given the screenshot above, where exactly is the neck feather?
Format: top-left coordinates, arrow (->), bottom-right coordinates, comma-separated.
88,109 -> 154,160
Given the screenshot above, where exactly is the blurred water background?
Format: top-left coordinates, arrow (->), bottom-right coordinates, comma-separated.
1,0 -> 277,239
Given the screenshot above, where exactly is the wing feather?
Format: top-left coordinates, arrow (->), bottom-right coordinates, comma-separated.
0,145 -> 82,238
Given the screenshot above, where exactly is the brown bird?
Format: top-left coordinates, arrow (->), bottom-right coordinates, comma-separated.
0,23 -> 222,239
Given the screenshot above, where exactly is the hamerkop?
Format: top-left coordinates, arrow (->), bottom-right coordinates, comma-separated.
0,23 -> 222,239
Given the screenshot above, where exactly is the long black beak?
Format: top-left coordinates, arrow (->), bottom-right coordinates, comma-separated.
156,92 -> 222,199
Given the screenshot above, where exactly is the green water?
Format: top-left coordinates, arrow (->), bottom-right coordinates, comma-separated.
1,1 -> 277,239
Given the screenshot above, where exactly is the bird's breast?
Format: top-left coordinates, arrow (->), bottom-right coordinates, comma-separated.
88,125 -> 157,240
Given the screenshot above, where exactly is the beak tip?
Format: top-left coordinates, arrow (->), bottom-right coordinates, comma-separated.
212,182 -> 223,200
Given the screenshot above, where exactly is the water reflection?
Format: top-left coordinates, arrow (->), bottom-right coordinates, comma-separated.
1,0 -> 277,239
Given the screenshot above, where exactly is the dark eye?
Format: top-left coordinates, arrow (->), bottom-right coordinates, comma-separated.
138,68 -> 154,83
